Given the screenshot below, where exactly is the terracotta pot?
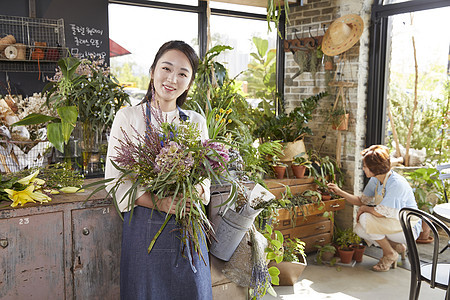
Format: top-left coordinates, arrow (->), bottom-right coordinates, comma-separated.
332,113 -> 349,131
337,247 -> 355,264
350,244 -> 366,263
273,165 -> 286,179
291,164 -> 306,178
269,253 -> 307,286
319,250 -> 335,262
321,193 -> 332,201
324,60 -> 334,71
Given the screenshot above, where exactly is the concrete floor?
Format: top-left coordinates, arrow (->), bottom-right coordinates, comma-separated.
262,253 -> 446,300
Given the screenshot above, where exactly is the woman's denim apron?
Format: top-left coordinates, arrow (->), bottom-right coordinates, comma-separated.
120,103 -> 212,299
120,206 -> 212,300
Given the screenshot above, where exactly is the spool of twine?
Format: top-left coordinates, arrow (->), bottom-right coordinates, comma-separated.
4,45 -> 18,60
0,35 -> 16,51
15,43 -> 26,60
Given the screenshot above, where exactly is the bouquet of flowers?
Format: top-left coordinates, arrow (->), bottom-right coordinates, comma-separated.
105,109 -> 231,264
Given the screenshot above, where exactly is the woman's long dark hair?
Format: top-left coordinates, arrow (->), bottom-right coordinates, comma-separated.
143,40 -> 199,107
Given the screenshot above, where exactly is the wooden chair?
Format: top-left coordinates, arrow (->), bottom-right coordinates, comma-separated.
399,207 -> 450,300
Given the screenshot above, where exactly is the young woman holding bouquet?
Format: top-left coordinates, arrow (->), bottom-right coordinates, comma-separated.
105,41 -> 213,299
327,145 -> 421,272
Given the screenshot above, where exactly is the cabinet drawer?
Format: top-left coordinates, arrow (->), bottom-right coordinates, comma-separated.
302,233 -> 332,253
277,198 -> 345,220
0,212 -> 64,299
279,220 -> 331,240
275,214 -> 329,230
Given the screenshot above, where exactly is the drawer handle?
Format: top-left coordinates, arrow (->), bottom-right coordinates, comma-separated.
315,225 -> 326,230
0,238 -> 8,248
82,228 -> 90,236
316,238 -> 326,243
331,204 -> 340,208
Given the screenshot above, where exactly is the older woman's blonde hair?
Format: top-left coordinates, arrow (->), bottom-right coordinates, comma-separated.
361,145 -> 391,175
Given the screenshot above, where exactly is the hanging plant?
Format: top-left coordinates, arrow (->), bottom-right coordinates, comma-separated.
266,0 -> 291,36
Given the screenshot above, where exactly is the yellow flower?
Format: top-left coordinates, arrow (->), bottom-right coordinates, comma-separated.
220,119 -> 226,124
59,187 -> 84,193
228,119 -> 232,123
16,170 -> 45,187
219,108 -> 225,113
226,108 -> 232,114
4,186 -> 35,207
215,114 -> 220,121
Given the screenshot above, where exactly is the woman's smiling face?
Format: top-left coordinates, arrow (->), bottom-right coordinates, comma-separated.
151,49 -> 193,110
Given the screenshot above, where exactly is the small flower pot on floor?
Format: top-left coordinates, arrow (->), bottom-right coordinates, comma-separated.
337,247 -> 355,264
269,253 -> 307,286
350,244 -> 366,263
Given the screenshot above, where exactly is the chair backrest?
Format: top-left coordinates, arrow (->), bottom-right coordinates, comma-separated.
399,207 -> 450,289
437,163 -> 450,203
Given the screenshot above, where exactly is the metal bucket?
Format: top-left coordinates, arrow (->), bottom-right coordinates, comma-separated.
210,208 -> 254,261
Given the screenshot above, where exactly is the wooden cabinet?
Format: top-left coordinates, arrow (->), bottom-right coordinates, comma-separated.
265,178 -> 345,253
0,181 -> 121,300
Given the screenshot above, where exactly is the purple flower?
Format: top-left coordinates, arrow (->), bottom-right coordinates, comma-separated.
203,140 -> 230,173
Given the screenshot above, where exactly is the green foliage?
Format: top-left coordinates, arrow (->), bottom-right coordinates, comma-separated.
262,224 -> 283,287
187,45 -> 255,138
292,152 -> 313,168
240,37 -> 279,118
328,107 -> 347,127
335,227 -> 360,250
14,57 -> 130,153
266,0 -> 291,36
11,162 -> 84,189
387,68 -> 450,163
315,243 -> 337,265
110,61 -> 150,90
404,167 -> 444,212
308,151 -> 344,188
254,92 -> 328,143
283,238 -> 306,263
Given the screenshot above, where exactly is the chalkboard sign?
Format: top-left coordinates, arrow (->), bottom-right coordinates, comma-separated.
0,0 -> 109,96
67,23 -> 107,61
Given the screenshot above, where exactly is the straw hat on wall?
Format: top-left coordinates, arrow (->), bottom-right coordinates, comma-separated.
322,14 -> 364,56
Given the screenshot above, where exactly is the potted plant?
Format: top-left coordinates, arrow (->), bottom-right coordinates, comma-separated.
329,107 -> 349,131
269,237 -> 307,286
348,233 -> 365,263
271,156 -> 288,179
13,57 -> 130,174
315,243 -> 337,265
335,227 -> 355,264
309,152 -> 343,199
253,92 -> 328,162
291,152 -> 313,179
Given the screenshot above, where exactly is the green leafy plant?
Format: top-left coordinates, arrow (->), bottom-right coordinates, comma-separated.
254,92 -> 328,143
315,243 -> 337,265
292,152 -> 312,167
271,156 -> 287,167
308,151 -> 344,189
328,107 -> 348,128
283,238 -> 306,263
266,0 -> 291,36
335,227 -> 360,250
13,57 -> 129,153
240,37 -> 279,117
404,167 -> 444,213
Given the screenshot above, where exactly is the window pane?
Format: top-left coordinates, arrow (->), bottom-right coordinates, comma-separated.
385,6 -> 450,161
210,1 -> 267,14
210,15 -> 276,78
141,0 -> 198,6
108,3 -> 198,99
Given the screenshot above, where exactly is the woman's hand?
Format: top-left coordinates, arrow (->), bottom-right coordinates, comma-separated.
327,183 -> 342,196
136,193 -> 191,215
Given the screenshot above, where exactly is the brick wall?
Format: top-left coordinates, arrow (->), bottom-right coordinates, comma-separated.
284,0 -> 374,229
